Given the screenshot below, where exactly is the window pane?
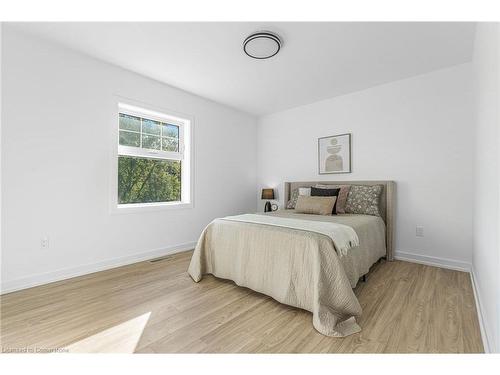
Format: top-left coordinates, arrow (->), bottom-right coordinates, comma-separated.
118,156 -> 181,204
162,137 -> 179,152
142,134 -> 161,150
162,124 -> 179,138
119,131 -> 140,147
119,114 -> 141,132
142,119 -> 161,135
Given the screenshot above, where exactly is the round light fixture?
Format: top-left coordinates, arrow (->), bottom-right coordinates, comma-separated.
243,31 -> 282,59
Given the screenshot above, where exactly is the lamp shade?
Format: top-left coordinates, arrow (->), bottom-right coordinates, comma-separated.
261,188 -> 275,200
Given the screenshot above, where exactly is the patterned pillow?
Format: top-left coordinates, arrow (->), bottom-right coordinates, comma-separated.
345,185 -> 383,216
286,189 -> 300,209
315,184 -> 351,214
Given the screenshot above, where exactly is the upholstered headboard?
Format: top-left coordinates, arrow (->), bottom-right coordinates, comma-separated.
284,180 -> 396,261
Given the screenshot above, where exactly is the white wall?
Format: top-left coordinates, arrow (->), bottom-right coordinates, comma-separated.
472,22 -> 499,353
1,27 -> 257,292
257,63 -> 474,269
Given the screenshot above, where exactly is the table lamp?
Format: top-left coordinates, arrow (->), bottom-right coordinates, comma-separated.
261,188 -> 275,213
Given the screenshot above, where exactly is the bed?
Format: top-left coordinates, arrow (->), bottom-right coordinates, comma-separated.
188,180 -> 395,337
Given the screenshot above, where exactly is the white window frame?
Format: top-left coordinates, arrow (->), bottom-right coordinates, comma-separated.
110,100 -> 193,214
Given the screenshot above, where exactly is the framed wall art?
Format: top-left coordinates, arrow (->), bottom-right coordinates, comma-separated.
318,133 -> 351,174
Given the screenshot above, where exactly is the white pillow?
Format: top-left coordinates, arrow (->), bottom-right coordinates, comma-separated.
298,187 -> 311,196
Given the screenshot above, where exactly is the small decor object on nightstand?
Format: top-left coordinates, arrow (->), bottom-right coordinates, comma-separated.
261,188 -> 275,213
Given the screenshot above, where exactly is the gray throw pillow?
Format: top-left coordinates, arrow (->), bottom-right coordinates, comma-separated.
345,185 -> 383,216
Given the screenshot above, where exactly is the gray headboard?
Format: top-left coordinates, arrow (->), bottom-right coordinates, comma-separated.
284,180 -> 396,261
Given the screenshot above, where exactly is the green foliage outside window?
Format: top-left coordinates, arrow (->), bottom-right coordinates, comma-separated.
118,156 -> 181,204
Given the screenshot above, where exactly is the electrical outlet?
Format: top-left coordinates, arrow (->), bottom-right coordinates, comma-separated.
416,226 -> 424,237
41,236 -> 49,249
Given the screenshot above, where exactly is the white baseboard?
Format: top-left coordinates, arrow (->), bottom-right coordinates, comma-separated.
470,268 -> 492,353
394,251 -> 471,272
0,241 -> 196,295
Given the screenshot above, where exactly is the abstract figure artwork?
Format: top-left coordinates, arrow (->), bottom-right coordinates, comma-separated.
318,133 -> 351,174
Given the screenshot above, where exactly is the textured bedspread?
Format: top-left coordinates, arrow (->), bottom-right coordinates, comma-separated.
187,211 -> 386,337
220,213 -> 359,256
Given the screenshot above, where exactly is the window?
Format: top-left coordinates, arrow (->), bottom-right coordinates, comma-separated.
114,103 -> 191,211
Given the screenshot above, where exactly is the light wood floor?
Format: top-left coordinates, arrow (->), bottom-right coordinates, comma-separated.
0,250 -> 483,353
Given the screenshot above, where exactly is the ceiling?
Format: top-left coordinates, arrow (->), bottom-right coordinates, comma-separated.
11,22 -> 475,115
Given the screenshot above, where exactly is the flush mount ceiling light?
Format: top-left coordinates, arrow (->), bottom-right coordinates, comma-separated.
243,31 -> 282,59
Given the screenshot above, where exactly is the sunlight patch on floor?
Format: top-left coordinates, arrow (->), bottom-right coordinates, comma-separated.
64,312 -> 151,353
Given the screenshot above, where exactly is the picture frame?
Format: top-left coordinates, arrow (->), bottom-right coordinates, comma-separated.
318,133 -> 352,174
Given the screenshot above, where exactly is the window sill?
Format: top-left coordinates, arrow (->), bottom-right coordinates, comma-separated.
110,201 -> 193,215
